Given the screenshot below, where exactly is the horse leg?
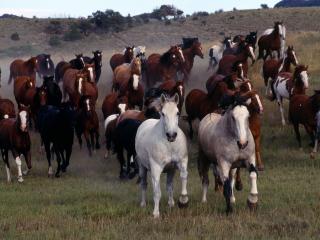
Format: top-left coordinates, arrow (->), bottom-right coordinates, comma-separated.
197,149 -> 210,202
235,168 -> 243,191
90,131 -> 95,153
63,144 -> 72,172
293,122 -> 302,149
230,169 -> 237,204
247,158 -> 258,211
188,117 -> 194,139
2,150 -> 11,182
54,148 -> 62,178
75,127 -> 83,149
219,161 -> 232,214
84,130 -> 92,156
177,156 -> 189,208
277,97 -> 286,126
139,164 -> 148,207
95,129 -> 100,149
305,124 -> 315,147
150,163 -> 162,218
255,135 -> 264,171
166,167 -> 176,207
12,151 -> 23,183
116,146 -> 126,179
44,142 -> 53,177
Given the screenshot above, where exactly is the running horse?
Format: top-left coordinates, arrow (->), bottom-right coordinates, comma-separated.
258,21 -> 286,60
110,46 -> 134,71
8,57 -> 38,84
36,54 -> 55,78
146,46 -> 185,88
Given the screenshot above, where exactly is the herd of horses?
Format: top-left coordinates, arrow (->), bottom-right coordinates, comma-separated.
0,20 -> 318,218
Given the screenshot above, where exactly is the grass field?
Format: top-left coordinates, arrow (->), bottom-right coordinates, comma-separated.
1,9 -> 320,239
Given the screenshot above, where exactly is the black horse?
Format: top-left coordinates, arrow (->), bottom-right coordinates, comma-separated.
83,50 -> 103,83
36,54 -> 55,78
42,76 -> 62,106
69,54 -> 85,70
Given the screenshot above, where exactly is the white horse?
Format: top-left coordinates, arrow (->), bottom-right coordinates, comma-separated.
133,46 -> 146,59
135,93 -> 189,218
273,65 -> 309,125
198,98 -> 258,213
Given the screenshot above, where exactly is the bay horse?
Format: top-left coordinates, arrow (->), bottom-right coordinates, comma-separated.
36,54 -> 55,78
146,46 -> 185,88
263,46 -> 298,87
55,61 -> 72,83
289,91 -> 320,150
218,43 -> 255,77
113,57 -> 141,92
13,76 -> 36,109
135,94 -> 189,218
110,46 -> 134,71
158,80 -> 184,113
198,94 -> 258,213
273,65 -> 309,125
0,109 -> 32,183
258,21 -> 286,60
69,53 -> 85,70
119,75 -> 144,110
37,103 -> 75,177
75,96 -> 100,156
83,50 -> 103,83
8,57 -> 38,84
0,98 -> 16,120
102,92 -> 128,119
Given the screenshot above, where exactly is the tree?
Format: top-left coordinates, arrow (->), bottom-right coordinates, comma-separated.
261,4 -> 269,9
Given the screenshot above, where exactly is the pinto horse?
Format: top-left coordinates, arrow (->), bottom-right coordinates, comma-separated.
218,43 -> 255,77
258,21 -> 286,60
83,50 -> 103,83
69,54 -> 86,70
273,65 -> 309,125
110,46 -> 134,71
36,54 -> 55,78
8,57 -> 38,84
0,109 -> 32,183
146,46 -> 185,88
263,46 -> 298,89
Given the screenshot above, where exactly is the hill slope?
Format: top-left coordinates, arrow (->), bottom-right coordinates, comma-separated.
275,0 -> 320,8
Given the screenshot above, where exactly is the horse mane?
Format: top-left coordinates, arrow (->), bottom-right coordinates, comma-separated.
160,51 -> 172,66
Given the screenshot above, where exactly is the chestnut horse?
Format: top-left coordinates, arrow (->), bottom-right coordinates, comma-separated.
13,76 -> 36,109
113,58 -> 141,91
263,46 -> 298,89
55,61 -> 72,83
119,75 -> 144,110
110,46 -> 134,71
273,65 -> 309,125
258,21 -> 286,60
0,98 -> 16,120
218,43 -> 255,77
146,46 -> 185,88
102,93 -> 128,119
8,57 -> 38,84
0,109 -> 32,183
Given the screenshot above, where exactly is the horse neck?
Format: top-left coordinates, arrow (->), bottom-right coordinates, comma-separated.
183,47 -> 196,64
235,51 -> 248,62
282,57 -> 292,72
124,53 -> 132,63
26,58 -> 36,68
292,78 -> 305,96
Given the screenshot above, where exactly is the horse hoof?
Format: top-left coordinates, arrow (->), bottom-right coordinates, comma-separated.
310,152 -> 316,159
153,212 -> 160,219
55,173 -> 60,178
17,176 -> 24,183
22,169 -> 29,176
136,177 -> 141,184
257,165 -> 265,171
226,206 -> 233,215
140,201 -> 146,208
104,152 -> 109,159
178,195 -> 189,208
235,181 -> 243,191
247,199 -> 258,211
128,171 -> 137,180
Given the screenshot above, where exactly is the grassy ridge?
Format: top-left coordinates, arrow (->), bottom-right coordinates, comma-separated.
0,30 -> 320,240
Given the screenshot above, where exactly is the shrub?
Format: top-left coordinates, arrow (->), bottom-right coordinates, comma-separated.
48,35 -> 61,46
165,19 -> 171,25
45,20 -> 63,34
77,19 -> 92,36
10,32 -> 20,41
91,9 -> 126,32
261,4 -> 269,9
63,24 -> 83,41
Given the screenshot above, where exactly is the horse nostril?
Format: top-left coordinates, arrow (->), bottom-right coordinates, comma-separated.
237,141 -> 248,149
172,132 -> 177,138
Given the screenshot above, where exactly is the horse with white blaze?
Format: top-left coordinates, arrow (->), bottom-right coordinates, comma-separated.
135,93 -> 189,218
198,95 -> 258,213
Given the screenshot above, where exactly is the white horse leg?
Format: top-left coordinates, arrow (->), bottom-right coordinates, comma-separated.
5,164 -> 11,182
166,168 -> 175,207
219,161 -> 232,213
311,139 -> 318,159
15,156 -> 23,183
139,165 -> 148,207
230,168 -> 237,204
247,156 -> 258,210
278,98 -> 286,126
265,79 -> 271,97
177,157 -> 189,207
151,164 -> 162,218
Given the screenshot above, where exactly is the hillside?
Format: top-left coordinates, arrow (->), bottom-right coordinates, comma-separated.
275,0 -> 320,8
0,7 -> 320,58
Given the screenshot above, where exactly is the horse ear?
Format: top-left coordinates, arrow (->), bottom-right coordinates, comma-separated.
306,65 -> 309,70
173,93 -> 179,105
160,94 -> 166,107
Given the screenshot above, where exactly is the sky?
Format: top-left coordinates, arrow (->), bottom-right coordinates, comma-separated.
0,0 -> 280,18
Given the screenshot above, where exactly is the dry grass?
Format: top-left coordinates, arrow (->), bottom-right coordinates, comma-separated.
1,7 -> 320,240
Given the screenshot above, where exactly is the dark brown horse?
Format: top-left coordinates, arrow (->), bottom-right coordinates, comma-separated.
102,93 -> 128,119
70,53 -> 86,70
218,43 -> 255,77
55,61 -> 72,83
8,57 -> 38,84
75,96 -> 100,156
258,21 -> 286,60
158,80 -> 185,113
119,75 -> 144,110
146,46 -> 185,88
262,46 -> 298,87
83,50 -> 103,83
110,46 -> 134,71
36,54 -> 55,78
0,98 -> 16,120
13,76 -> 36,109
0,109 -> 32,183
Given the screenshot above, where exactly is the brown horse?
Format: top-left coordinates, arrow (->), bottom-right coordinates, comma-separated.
110,46 -> 134,71
217,43 -> 255,77
119,75 -> 144,110
55,61 -> 72,83
113,58 -> 141,91
0,109 -> 32,183
13,76 -> 36,109
0,98 -> 16,120
180,41 -> 204,80
146,46 -> 185,88
258,21 -> 285,60
75,96 -> 100,156
158,80 -> 185,113
262,46 -> 298,87
102,93 -> 128,119
8,57 -> 38,84
289,91 -> 320,150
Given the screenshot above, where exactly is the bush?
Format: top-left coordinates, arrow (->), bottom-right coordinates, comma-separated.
165,19 -> 171,25
45,20 -> 63,34
10,32 -> 20,41
261,4 -> 269,9
151,5 -> 183,20
48,35 -> 61,46
91,9 -> 126,32
63,25 -> 83,41
77,19 -> 92,36
192,11 -> 209,17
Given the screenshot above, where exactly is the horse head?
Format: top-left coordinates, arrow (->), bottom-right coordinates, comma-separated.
286,45 -> 298,66
159,93 -> 180,142
294,65 -> 309,89
191,41 -> 204,59
24,77 -> 34,89
244,43 -> 256,64
130,58 -> 142,75
93,50 -> 103,67
35,85 -> 48,107
123,46 -> 134,62
75,53 -> 85,68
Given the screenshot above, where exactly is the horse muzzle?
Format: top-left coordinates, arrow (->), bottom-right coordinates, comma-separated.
237,140 -> 248,150
166,132 -> 177,142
